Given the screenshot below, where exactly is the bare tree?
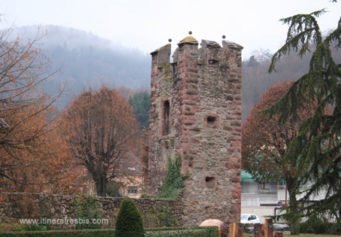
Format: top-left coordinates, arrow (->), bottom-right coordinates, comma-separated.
61,87 -> 139,196
0,28 -> 61,182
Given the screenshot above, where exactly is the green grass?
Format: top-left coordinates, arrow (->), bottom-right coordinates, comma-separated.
0,227 -> 218,237
0,224 -> 25,232
243,232 -> 339,237
284,234 -> 340,237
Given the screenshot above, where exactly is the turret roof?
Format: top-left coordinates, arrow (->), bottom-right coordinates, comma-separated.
178,35 -> 198,46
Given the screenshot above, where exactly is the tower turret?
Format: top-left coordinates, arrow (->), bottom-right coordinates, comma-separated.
148,34 -> 243,226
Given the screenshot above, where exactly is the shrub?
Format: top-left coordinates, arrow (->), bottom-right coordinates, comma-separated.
115,198 -> 144,237
0,229 -> 115,237
301,216 -> 327,233
0,223 -> 25,232
145,227 -> 218,237
0,227 -> 218,237
72,195 -> 102,229
23,224 -> 49,231
300,215 -> 341,234
158,156 -> 187,200
329,222 -> 341,235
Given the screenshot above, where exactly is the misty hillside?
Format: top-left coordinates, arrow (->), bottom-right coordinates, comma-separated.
8,25 -> 341,117
12,25 -> 115,50
242,47 -> 341,120
242,52 -> 310,119
10,25 -> 151,108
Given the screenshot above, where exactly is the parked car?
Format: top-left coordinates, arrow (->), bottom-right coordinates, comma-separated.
240,214 -> 261,224
273,223 -> 289,231
240,214 -> 261,233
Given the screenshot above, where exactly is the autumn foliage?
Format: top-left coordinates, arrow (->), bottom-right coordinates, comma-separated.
0,30 -> 81,194
0,30 -> 141,196
0,105 -> 81,193
60,87 -> 139,196
242,81 -> 315,181
242,80 -> 317,233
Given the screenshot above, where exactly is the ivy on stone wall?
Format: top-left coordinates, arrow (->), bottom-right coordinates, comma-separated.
72,195 -> 102,229
158,156 -> 187,200
157,206 -> 179,227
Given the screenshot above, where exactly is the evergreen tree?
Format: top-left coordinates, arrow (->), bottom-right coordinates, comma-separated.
115,199 -> 144,237
129,91 -> 150,128
242,81 -> 317,234
269,6 -> 341,230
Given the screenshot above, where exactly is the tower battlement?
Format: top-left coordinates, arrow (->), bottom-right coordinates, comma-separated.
148,35 -> 242,226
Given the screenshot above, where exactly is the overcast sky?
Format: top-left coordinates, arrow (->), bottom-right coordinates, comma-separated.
0,0 -> 340,58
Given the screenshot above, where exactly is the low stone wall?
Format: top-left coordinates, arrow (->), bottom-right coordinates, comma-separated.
0,192 -> 183,228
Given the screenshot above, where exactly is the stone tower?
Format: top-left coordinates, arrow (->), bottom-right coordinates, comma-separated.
148,34 -> 242,226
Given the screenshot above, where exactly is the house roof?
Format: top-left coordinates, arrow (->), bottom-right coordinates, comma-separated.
241,170 -> 254,181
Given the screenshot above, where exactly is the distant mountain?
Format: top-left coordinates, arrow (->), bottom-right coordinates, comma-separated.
242,46 -> 341,120
12,25 -> 115,50
9,25 -> 151,109
7,25 -> 340,118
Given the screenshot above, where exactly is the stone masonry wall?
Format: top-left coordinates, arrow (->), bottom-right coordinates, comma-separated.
178,40 -> 242,226
148,44 -> 178,193
148,37 -> 242,226
0,192 -> 183,228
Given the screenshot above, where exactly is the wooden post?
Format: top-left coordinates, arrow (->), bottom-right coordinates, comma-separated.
274,232 -> 283,237
254,224 -> 264,237
229,223 -> 242,237
264,218 -> 273,237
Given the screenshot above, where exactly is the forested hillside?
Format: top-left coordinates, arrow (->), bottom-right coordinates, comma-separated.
10,25 -> 150,108
242,48 -> 341,119
8,25 -> 341,116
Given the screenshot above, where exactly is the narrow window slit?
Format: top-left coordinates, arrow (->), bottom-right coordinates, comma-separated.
162,100 -> 170,135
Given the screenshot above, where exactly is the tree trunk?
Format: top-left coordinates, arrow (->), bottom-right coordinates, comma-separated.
287,181 -> 300,235
95,174 -> 107,196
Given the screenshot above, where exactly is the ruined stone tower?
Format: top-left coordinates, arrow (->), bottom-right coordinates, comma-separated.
148,34 -> 242,226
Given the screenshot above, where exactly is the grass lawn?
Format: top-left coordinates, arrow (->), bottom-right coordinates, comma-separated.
243,232 -> 339,237
284,235 -> 340,237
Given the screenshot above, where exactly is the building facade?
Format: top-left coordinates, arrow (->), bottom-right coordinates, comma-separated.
241,170 -> 288,222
